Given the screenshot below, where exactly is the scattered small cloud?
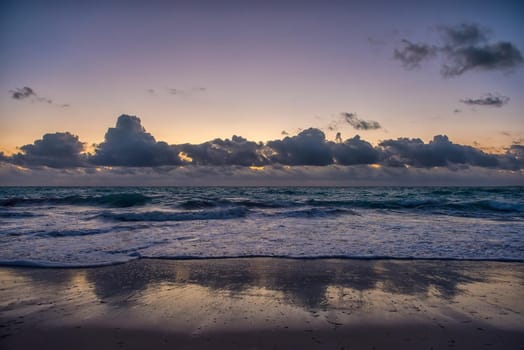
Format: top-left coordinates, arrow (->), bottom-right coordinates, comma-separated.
393,40 -> 437,69
460,93 -> 510,107
441,42 -> 523,77
164,87 -> 207,97
342,113 -> 381,130
10,86 -> 36,100
393,22 -> 523,77
438,22 -> 489,47
9,86 -> 70,108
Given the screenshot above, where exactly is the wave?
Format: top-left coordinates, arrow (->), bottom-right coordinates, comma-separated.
35,228 -> 114,237
96,207 -> 250,222
469,200 -> 524,213
1,255 -> 523,268
178,198 -> 295,210
269,207 -> 360,218
178,199 -> 222,209
305,198 -> 524,214
0,211 -> 39,218
0,193 -> 152,208
0,257 -> 135,268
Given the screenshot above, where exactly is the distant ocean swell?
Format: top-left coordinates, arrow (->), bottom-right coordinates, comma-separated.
1,193 -> 523,215
0,193 -> 151,208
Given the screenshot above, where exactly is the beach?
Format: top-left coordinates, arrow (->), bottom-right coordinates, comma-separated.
1,258 -> 523,349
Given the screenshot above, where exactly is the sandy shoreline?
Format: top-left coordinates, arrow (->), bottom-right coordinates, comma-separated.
1,258 -> 523,349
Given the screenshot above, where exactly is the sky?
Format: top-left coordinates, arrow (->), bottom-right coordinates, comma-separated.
0,0 -> 523,185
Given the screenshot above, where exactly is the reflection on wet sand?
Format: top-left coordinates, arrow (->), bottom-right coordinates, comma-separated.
1,259 -> 523,349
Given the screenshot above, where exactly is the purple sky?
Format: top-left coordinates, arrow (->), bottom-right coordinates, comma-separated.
1,0 -> 523,185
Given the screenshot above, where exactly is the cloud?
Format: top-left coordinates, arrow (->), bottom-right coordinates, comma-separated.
379,135 -> 520,169
441,42 -> 523,77
1,115 -> 523,175
342,113 -> 381,130
90,115 -> 184,166
439,23 -> 489,47
394,23 -> 523,77
9,86 -> 70,107
267,128 -> 333,166
179,136 -> 265,166
10,132 -> 86,168
164,87 -> 207,97
393,40 -> 437,69
10,86 -> 36,100
460,93 -> 510,107
331,135 -> 380,165
1,163 -> 521,187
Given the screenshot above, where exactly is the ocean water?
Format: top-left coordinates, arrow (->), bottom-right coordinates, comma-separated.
0,186 -> 523,267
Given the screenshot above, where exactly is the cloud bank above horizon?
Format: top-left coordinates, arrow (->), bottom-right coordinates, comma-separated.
1,114 -> 522,186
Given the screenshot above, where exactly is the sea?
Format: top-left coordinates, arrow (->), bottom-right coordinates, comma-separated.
0,187 -> 523,267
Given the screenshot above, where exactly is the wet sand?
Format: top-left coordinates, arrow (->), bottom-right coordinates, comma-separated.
1,258 -> 523,349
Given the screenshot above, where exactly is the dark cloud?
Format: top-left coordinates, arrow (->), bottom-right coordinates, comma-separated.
90,115 -> 184,167
394,23 -> 523,77
10,87 -> 36,100
331,135 -> 380,165
441,42 -> 523,77
378,135 -> 518,169
11,132 -> 86,168
460,93 -> 510,107
2,115 -> 522,173
453,109 -> 461,113
9,86 -> 70,107
393,40 -> 437,69
439,23 -> 489,47
180,136 -> 265,166
508,144 -> 524,157
342,113 -> 381,130
267,128 -> 333,166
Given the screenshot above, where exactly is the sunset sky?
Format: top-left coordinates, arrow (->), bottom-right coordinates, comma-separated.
1,0 -> 523,185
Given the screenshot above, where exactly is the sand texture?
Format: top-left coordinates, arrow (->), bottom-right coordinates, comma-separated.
1,258 -> 523,349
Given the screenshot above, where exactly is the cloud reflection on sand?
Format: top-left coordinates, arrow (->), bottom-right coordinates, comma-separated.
2,259 -> 523,335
